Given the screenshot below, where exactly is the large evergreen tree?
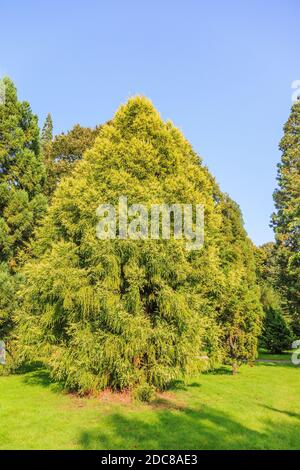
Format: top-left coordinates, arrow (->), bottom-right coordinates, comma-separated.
18,97 -> 261,391
0,77 -> 47,266
0,77 -> 47,348
272,99 -> 300,333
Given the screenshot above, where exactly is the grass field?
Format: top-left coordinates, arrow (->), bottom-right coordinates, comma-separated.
258,350 -> 293,361
0,356 -> 299,450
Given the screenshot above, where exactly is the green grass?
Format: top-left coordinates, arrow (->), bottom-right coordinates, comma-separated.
0,360 -> 299,450
258,350 -> 293,361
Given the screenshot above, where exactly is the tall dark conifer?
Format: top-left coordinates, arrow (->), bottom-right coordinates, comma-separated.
0,77 -> 47,348
272,99 -> 300,333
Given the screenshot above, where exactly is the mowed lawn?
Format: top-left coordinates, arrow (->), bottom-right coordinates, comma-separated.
0,359 -> 299,450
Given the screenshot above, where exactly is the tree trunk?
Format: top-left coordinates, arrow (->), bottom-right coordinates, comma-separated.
232,361 -> 238,375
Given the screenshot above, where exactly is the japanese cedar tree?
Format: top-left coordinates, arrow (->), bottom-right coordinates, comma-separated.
18,97 -> 261,391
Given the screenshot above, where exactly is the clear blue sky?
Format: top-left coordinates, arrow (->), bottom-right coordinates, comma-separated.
1,0 -> 299,245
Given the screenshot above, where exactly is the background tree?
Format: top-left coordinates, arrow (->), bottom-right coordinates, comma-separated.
217,196 -> 262,373
254,242 -> 279,287
272,99 -> 300,334
0,77 -> 47,349
44,124 -> 100,195
41,113 -> 53,196
261,307 -> 291,354
0,263 -> 22,357
0,77 -> 47,266
41,113 -> 53,144
255,243 -> 292,353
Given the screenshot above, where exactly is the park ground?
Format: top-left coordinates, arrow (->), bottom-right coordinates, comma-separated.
0,353 -> 299,450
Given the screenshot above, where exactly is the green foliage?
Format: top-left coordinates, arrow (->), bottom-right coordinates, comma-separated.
272,100 -> 300,333
260,305 -> 292,354
0,78 -> 47,348
0,78 -> 45,197
18,98 -> 216,392
254,242 -> 280,287
0,263 -> 21,341
255,244 -> 291,355
41,113 -> 53,144
0,77 -> 47,266
0,262 -> 23,374
18,97 -> 262,391
217,196 -> 262,372
44,124 -> 100,195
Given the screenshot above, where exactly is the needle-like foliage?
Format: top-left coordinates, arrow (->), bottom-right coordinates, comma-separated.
18,97 -> 261,390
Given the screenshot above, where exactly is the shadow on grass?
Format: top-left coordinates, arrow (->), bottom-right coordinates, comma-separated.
163,379 -> 202,393
204,366 -> 233,376
77,399 -> 300,450
262,405 -> 300,421
77,403 -> 264,450
187,382 -> 202,388
22,368 -> 64,392
168,380 -> 188,391
77,362 -> 300,450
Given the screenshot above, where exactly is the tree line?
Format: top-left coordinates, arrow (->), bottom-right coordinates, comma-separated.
0,77 -> 298,395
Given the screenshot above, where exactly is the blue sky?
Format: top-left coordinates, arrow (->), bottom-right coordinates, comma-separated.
1,0 -> 299,245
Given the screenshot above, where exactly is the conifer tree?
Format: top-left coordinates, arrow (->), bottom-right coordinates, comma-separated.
18,97 -> 262,390
18,97 -> 225,392
255,243 -> 291,352
0,77 -> 47,347
41,113 -> 54,196
272,99 -> 300,333
0,77 -> 47,265
41,113 -> 53,144
262,307 -> 292,354
217,196 -> 262,373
